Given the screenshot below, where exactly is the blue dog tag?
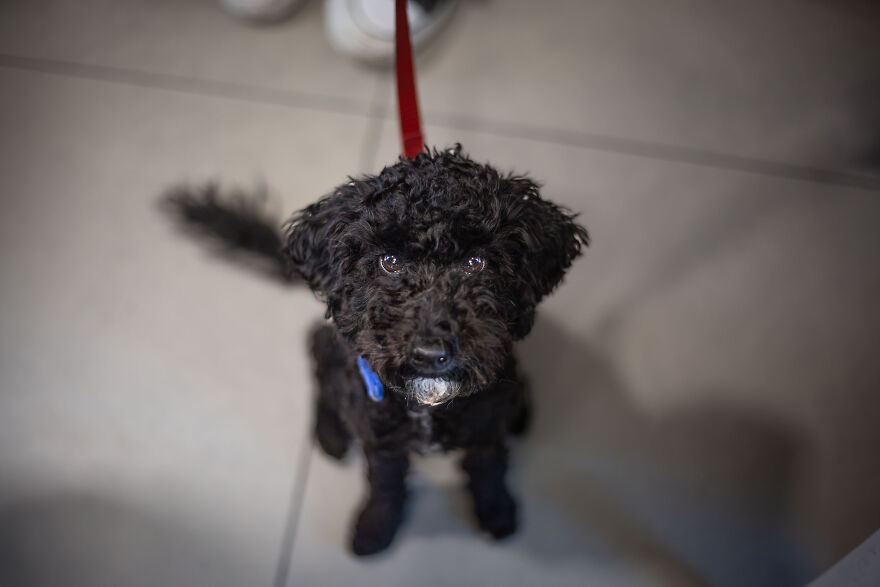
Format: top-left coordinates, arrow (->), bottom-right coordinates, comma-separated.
357,356 -> 384,402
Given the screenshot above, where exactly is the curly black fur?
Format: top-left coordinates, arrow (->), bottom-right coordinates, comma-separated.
162,184 -> 298,284
164,145 -> 588,555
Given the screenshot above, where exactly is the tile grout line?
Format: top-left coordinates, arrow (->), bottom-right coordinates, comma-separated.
423,112 -> 880,192
2,53 -> 878,191
272,435 -> 315,587
0,53 -> 372,118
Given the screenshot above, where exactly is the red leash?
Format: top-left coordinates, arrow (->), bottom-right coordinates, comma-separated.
395,0 -> 425,158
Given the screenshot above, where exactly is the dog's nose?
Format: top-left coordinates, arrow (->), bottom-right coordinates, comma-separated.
410,345 -> 454,374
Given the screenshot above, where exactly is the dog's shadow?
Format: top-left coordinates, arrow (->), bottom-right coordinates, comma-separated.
0,493 -> 256,587
399,315 -> 809,586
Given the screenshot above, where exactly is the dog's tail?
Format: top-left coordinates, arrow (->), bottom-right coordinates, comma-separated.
160,184 -> 298,284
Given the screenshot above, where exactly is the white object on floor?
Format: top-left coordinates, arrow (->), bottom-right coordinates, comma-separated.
218,0 -> 306,22
324,0 -> 457,62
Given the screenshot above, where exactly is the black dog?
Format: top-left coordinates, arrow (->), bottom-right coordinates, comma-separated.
166,145 -> 588,555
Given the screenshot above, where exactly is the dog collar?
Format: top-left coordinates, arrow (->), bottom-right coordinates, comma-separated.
357,356 -> 384,402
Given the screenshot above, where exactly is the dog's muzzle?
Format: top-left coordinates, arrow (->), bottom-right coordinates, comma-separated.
406,377 -> 461,406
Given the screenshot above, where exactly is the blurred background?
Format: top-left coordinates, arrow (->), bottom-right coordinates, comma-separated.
1,1 -> 879,586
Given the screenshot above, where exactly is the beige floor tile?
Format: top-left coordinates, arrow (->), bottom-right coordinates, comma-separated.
0,0 -> 379,112
405,0 -> 880,169
289,452 -> 678,587
0,66 -> 369,587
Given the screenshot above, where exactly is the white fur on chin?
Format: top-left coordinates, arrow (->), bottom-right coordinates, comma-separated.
406,377 -> 460,406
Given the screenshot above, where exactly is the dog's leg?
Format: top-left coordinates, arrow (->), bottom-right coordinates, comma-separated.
311,325 -> 352,459
351,450 -> 409,556
461,445 -> 517,539
508,381 -> 532,437
315,399 -> 350,460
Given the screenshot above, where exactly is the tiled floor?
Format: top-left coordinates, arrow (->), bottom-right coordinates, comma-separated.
1,1 -> 879,587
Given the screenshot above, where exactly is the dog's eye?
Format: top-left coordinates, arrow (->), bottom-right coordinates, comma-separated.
462,256 -> 486,274
379,254 -> 404,275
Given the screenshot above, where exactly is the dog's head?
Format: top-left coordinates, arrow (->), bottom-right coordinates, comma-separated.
287,146 -> 588,405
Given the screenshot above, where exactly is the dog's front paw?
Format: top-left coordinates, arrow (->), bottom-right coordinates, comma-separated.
315,403 -> 350,460
474,489 -> 518,540
351,497 -> 405,556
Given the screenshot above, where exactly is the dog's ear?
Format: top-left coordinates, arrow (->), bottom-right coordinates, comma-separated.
285,185 -> 363,313
500,176 -> 589,320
